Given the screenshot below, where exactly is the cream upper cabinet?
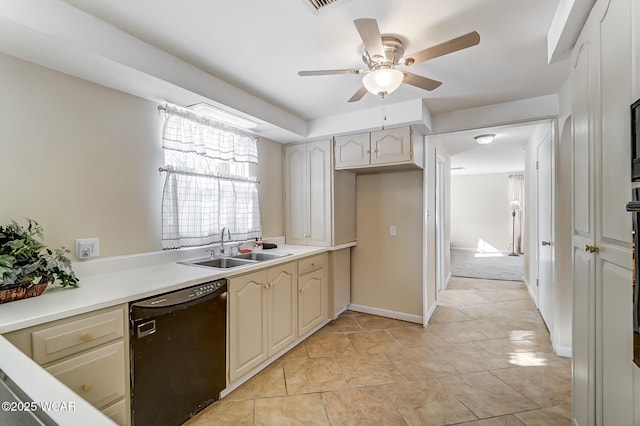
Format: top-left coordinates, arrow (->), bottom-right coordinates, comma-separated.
334,126 -> 423,172
228,262 -> 297,383
334,132 -> 370,168
370,126 -> 412,165
285,140 -> 355,246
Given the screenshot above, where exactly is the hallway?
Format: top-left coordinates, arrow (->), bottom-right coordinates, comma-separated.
187,277 -> 571,425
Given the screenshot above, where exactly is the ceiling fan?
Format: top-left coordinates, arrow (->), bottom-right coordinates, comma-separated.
298,18 -> 480,102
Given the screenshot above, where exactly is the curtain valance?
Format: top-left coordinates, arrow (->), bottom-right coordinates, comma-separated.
161,104 -> 258,164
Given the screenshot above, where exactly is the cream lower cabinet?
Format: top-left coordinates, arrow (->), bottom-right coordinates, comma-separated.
297,253 -> 329,337
228,262 -> 297,383
3,305 -> 129,426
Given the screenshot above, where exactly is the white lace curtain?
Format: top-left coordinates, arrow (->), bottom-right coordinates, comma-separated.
508,174 -> 525,254
161,104 -> 261,249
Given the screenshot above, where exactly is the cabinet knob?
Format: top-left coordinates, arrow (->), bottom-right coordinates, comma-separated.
299,289 -> 303,293
80,332 -> 92,341
82,383 -> 93,392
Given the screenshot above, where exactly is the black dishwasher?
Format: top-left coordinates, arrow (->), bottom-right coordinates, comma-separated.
130,279 -> 227,426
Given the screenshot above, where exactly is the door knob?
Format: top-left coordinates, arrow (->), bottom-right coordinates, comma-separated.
585,244 -> 600,253
541,241 -> 551,246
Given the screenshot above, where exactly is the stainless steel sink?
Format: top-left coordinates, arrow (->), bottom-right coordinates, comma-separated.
232,252 -> 291,262
178,257 -> 256,269
178,251 -> 291,270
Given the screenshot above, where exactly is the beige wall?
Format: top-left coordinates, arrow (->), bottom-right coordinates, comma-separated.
0,53 -> 283,260
351,170 -> 423,318
450,172 -> 516,251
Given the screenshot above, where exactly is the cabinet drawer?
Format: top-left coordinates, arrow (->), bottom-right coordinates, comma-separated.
32,307 -> 125,364
298,254 -> 325,275
46,340 -> 126,409
102,398 -> 127,426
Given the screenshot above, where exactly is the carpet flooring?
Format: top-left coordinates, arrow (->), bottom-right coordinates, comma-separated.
450,249 -> 524,281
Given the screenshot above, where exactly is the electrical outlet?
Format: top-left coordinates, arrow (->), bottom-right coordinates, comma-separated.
76,238 -> 100,259
389,225 -> 397,237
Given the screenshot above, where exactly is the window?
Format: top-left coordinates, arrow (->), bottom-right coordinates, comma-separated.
160,104 -> 261,249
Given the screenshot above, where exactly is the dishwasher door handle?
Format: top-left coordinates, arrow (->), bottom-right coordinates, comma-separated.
137,320 -> 156,338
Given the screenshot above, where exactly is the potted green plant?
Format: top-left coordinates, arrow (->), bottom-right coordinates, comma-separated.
0,219 -> 78,304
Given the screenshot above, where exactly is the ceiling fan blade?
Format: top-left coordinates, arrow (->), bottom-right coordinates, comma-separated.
298,69 -> 363,76
403,72 -> 442,91
401,31 -> 480,65
348,86 -> 369,103
354,18 -> 386,61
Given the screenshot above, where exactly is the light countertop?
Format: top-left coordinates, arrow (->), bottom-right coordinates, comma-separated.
0,242 -> 354,334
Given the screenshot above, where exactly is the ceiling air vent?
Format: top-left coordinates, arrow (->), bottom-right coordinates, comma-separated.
303,0 -> 341,14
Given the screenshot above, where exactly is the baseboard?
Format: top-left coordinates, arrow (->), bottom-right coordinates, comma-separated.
451,247 -> 510,254
220,317 -> 330,397
522,275 -> 538,306
347,304 -> 423,324
554,343 -> 572,358
333,305 -> 348,319
444,272 -> 452,289
423,301 -> 437,325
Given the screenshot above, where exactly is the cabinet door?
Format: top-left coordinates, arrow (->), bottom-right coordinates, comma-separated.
370,127 -> 411,165
284,144 -> 309,245
335,133 -> 370,168
298,269 -> 326,337
45,341 -> 126,409
267,262 -> 297,356
307,141 -> 332,246
229,271 -> 268,383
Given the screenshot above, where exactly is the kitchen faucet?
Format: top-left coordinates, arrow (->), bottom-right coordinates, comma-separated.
220,227 -> 231,254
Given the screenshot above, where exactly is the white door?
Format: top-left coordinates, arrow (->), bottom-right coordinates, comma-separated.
537,129 -> 554,331
570,0 -> 634,424
571,39 -> 596,426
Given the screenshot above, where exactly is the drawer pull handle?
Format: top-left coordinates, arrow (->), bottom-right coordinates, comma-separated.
80,332 -> 92,341
82,383 -> 93,392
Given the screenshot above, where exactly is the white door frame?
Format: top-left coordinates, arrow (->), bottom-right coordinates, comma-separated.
435,153 -> 447,294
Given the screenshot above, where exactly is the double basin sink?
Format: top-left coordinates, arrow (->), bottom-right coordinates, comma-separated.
179,251 -> 291,270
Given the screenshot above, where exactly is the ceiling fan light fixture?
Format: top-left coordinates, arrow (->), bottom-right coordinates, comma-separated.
362,68 -> 404,98
474,134 -> 495,145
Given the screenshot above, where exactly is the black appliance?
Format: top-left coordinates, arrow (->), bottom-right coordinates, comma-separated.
130,279 -> 227,426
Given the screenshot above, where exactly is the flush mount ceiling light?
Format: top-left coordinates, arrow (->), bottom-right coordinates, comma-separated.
189,103 -> 258,129
362,68 -> 405,99
474,134 -> 496,145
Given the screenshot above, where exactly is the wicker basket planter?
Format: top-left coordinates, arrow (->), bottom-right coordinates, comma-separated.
0,282 -> 48,304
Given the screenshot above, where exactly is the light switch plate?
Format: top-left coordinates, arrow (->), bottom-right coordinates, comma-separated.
76,238 -> 100,259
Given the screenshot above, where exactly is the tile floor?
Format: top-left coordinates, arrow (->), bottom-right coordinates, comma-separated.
186,276 -> 572,425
